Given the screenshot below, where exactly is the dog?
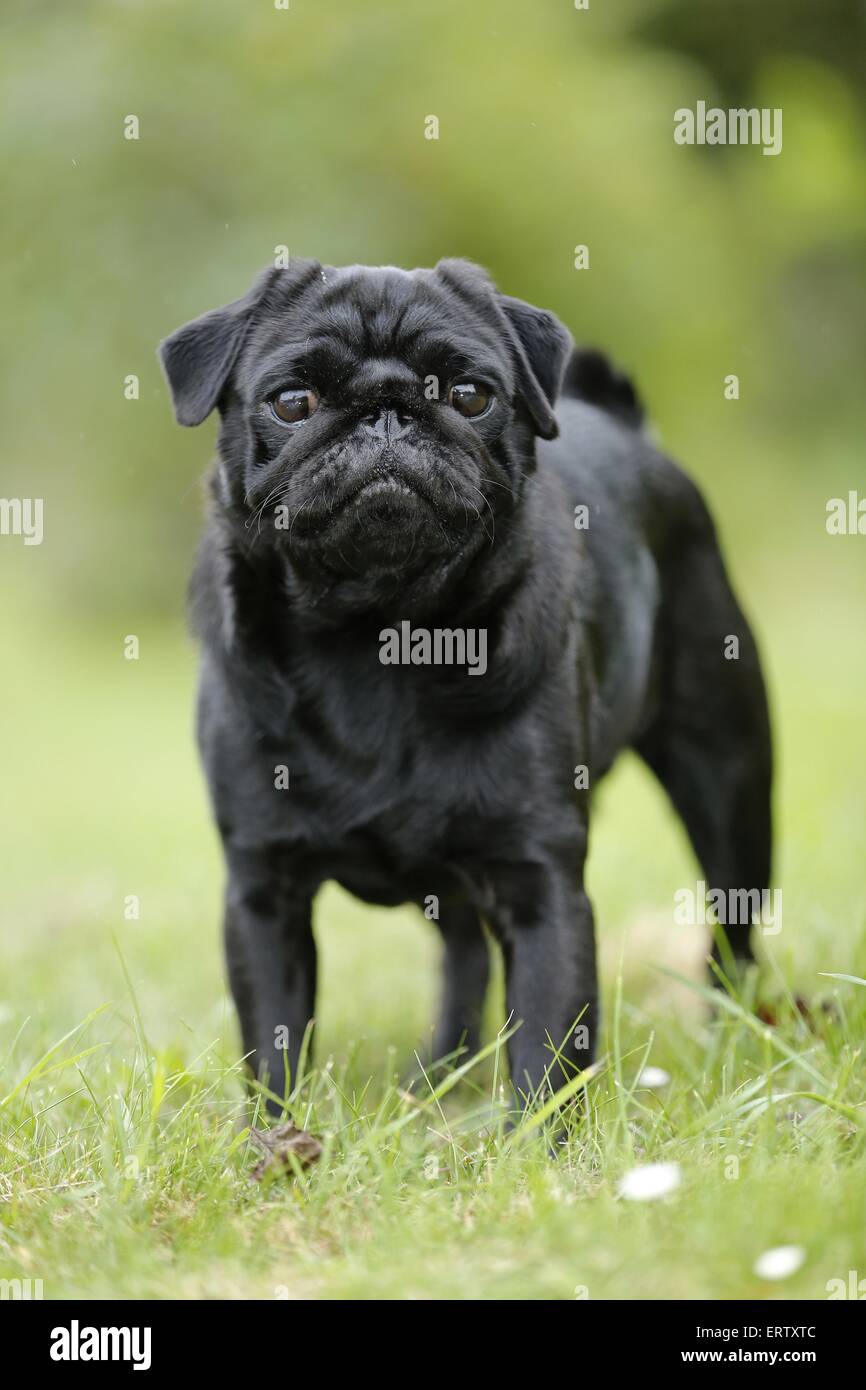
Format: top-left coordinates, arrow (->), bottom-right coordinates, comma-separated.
159,258 -> 772,1112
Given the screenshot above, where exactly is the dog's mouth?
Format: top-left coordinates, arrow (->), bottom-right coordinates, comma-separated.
250,438 -> 499,584
268,468 -> 476,583
289,470 -> 445,541
340,474 -> 425,511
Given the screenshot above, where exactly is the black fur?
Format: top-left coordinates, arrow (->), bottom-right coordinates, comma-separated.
159,257 -> 772,1113
564,347 -> 645,429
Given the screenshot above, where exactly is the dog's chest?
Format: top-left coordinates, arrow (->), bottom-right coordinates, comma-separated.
280,665 -> 541,863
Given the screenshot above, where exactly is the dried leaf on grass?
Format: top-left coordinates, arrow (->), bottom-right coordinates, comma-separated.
249,1123 -> 323,1181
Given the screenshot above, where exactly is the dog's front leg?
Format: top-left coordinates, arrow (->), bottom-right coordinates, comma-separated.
488,855 -> 597,1106
222,843 -> 316,1115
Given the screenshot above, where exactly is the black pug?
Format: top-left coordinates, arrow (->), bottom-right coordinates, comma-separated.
159,258 -> 772,1112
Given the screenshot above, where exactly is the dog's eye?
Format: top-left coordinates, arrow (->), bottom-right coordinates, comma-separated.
270,388 -> 319,425
448,382 -> 493,419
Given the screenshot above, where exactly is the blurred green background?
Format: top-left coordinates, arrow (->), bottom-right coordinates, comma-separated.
1,0 -> 865,1051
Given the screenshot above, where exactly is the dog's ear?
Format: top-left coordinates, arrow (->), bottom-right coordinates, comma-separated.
158,261 -> 321,426
495,293 -> 573,441
434,259 -> 572,440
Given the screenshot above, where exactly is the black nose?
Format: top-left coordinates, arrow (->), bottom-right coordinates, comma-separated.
359,406 -> 413,441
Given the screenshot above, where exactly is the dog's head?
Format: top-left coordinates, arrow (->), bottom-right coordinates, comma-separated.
160,258 -> 572,613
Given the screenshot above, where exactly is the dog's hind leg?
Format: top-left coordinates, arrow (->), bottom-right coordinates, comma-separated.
634,523 -> 772,976
430,904 -> 490,1063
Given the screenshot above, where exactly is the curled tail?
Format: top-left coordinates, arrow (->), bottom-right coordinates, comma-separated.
561,348 -> 644,430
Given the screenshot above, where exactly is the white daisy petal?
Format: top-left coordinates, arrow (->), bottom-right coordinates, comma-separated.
636,1066 -> 671,1089
617,1161 -> 681,1201
753,1245 -> 805,1281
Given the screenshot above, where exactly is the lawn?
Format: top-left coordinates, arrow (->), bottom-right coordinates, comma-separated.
1,562 -> 865,1301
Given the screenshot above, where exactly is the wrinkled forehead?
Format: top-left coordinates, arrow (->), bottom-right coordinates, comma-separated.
243,264 -> 512,394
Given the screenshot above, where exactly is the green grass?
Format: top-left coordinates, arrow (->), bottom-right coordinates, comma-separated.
1,578 -> 865,1300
